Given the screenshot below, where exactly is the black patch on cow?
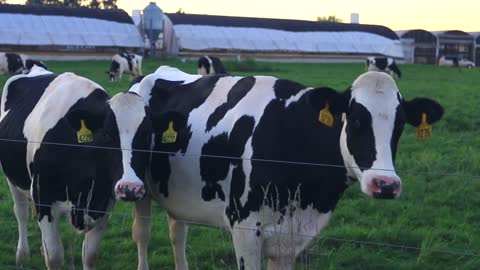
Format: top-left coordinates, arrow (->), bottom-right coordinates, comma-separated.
239,257 -> 245,270
31,89 -> 110,224
201,116 -> 255,202
388,61 -> 402,78
210,56 -> 227,74
120,53 -> 134,72
225,89 -> 348,226
273,79 -> 306,100
206,77 -> 256,132
390,103 -> 405,162
374,57 -> 388,70
109,60 -> 120,74
345,99 -> 376,171
25,59 -> 47,71
0,74 -> 58,190
149,76 -> 223,196
5,53 -> 23,74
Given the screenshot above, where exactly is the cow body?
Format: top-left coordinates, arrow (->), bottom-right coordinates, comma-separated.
366,57 -> 401,78
0,53 -> 24,75
0,67 -> 152,269
131,66 -> 443,270
108,53 -> 143,81
197,55 -> 227,76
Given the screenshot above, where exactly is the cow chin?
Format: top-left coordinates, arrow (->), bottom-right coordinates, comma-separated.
359,170 -> 402,200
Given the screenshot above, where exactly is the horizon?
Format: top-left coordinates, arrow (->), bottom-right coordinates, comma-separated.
4,0 -> 480,32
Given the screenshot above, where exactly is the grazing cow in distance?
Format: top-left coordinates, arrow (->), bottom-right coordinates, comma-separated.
107,52 -> 143,81
130,67 -> 444,270
197,55 -> 227,76
366,56 -> 402,78
0,66 -> 155,269
0,52 -> 24,75
23,59 -> 48,74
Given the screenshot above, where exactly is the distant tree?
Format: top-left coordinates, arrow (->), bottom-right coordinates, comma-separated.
0,0 -> 6,3
89,0 -> 100,8
176,8 -> 185,14
317,15 -> 342,23
101,0 -> 117,9
25,0 -> 117,9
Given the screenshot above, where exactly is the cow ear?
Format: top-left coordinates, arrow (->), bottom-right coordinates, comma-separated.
307,87 -> 350,115
65,109 -> 105,135
151,111 -> 188,142
403,98 -> 444,126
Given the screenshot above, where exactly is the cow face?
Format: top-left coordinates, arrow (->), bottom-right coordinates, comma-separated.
107,60 -> 120,81
104,92 -> 152,201
313,72 -> 443,199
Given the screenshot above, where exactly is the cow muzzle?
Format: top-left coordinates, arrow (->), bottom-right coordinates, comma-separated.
368,176 -> 401,199
115,181 -> 146,201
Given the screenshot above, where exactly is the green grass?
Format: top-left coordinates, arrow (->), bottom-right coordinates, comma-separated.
0,59 -> 479,269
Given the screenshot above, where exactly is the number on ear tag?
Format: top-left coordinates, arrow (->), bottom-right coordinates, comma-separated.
77,119 -> 93,143
416,113 -> 432,139
162,121 -> 177,144
318,103 -> 334,127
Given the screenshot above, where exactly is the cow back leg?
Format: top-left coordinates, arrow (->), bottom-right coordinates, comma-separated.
168,214 -> 189,270
39,209 -> 64,270
133,198 -> 152,270
267,257 -> 296,270
231,225 -> 262,270
82,215 -> 109,270
7,181 -> 30,266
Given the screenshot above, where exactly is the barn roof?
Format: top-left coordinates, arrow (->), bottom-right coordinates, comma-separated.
397,29 -> 437,44
166,13 -> 404,58
0,4 -> 143,48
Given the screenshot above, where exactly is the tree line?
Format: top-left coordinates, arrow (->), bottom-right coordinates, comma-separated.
25,0 -> 117,9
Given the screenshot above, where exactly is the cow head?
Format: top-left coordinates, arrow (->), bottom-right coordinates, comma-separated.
310,71 -> 443,199
106,60 -> 120,81
104,92 -> 152,201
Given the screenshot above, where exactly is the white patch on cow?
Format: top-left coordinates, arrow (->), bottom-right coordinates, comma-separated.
23,73 -> 105,177
109,93 -> 146,188
132,66 -> 202,104
340,72 -> 401,194
285,87 -> 312,107
204,55 -> 215,75
239,137 -> 253,206
1,67 -> 52,121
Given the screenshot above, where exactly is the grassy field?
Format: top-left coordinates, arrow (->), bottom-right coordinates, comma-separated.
0,58 -> 479,269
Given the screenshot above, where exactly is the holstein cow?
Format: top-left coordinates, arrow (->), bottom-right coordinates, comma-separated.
107,52 -> 143,81
130,66 -> 443,270
366,57 -> 402,78
0,52 -> 25,75
0,66 -> 154,269
197,55 -> 227,76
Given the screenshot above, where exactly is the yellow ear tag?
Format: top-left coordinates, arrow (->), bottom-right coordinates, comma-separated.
77,119 -> 93,143
162,121 -> 177,144
416,113 -> 432,139
318,103 -> 334,127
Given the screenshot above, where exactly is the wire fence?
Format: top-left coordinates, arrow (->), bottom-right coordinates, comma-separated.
0,138 -> 478,269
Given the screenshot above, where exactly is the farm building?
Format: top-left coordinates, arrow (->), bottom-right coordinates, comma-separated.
0,4 -> 144,59
162,13 -> 405,62
398,29 -> 477,65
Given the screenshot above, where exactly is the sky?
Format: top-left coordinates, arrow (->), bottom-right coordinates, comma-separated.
6,0 -> 480,32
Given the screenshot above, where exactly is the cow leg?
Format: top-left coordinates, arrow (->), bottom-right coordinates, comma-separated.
133,198 -> 152,270
39,209 -> 64,270
82,215 -> 109,270
168,214 -> 189,270
267,257 -> 296,270
231,226 -> 262,270
7,181 -> 30,266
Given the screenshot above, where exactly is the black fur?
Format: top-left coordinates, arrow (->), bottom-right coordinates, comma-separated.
5,53 -> 24,74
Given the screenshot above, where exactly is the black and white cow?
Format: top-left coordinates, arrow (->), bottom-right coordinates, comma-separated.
107,53 -> 143,81
23,59 -> 48,74
0,66 -> 153,269
197,55 -> 227,76
129,66 -> 443,270
0,53 -> 25,75
366,57 -> 402,78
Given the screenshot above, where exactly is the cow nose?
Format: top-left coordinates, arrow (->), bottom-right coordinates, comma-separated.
115,182 -> 145,201
370,176 -> 401,199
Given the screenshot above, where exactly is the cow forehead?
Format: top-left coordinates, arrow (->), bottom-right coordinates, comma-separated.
350,72 -> 400,112
109,93 -> 146,127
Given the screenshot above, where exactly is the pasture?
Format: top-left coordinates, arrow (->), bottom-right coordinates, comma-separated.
0,59 -> 479,269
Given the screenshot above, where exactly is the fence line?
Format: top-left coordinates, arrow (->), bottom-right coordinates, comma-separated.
0,199 -> 477,259
0,137 -> 478,180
